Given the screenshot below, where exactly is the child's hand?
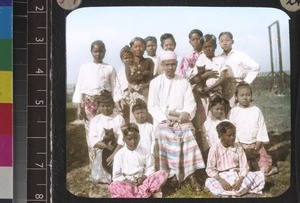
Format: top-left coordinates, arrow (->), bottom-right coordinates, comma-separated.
106,154 -> 114,166
136,175 -> 147,186
219,178 -> 232,191
106,141 -> 115,151
232,177 -> 244,191
178,112 -> 190,123
203,70 -> 218,79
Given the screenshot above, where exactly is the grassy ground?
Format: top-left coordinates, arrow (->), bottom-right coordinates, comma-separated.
66,84 -> 291,198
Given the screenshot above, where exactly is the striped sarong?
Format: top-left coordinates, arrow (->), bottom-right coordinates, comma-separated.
154,122 -> 205,182
205,170 -> 265,196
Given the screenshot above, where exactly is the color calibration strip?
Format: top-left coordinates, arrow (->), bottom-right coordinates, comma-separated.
0,0 -> 13,201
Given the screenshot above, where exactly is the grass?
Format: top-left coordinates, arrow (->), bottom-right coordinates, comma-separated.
66,85 -> 291,198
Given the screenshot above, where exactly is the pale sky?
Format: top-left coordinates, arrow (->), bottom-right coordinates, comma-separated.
66,6 -> 290,84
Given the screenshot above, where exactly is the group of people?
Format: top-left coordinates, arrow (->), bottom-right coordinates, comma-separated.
72,30 -> 278,198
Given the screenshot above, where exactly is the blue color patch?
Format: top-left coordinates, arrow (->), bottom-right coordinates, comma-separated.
0,7 -> 12,39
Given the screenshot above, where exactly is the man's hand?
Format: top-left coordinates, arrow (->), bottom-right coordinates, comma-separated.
178,112 -> 190,123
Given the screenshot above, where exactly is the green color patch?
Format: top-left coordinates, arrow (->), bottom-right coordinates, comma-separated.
0,39 -> 12,71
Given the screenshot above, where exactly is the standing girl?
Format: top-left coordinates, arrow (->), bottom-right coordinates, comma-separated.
228,83 -> 278,176
72,40 -> 117,163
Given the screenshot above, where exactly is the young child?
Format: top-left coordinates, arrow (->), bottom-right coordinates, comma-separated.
228,83 -> 278,175
179,29 -> 204,79
201,96 -> 230,159
144,36 -> 158,73
88,90 -> 125,183
154,33 -> 177,76
218,32 -> 260,106
108,123 -> 168,198
72,40 -> 117,163
132,98 -> 154,153
205,121 -> 265,196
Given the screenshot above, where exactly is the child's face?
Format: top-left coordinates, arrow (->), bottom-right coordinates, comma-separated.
219,34 -> 233,53
189,33 -> 202,52
203,40 -> 216,59
220,128 -> 236,148
123,132 -> 140,151
236,87 -> 252,108
91,44 -> 105,63
98,102 -> 114,116
133,108 -> 147,124
121,53 -> 134,64
162,38 -> 176,51
146,41 -> 157,57
131,41 -> 145,57
211,103 -> 225,120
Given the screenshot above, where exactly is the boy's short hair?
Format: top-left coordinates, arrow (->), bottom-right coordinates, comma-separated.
132,98 -> 147,113
121,123 -> 140,136
203,34 -> 217,48
216,121 -> 236,138
96,90 -> 114,104
144,36 -> 157,44
188,29 -> 203,39
119,45 -> 133,59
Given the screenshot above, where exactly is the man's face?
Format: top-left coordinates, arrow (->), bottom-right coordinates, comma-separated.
162,59 -> 177,79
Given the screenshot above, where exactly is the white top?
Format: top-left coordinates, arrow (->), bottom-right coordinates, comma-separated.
194,54 -> 226,87
136,122 -> 155,153
112,146 -> 155,182
219,50 -> 260,84
148,74 -> 196,127
114,67 -> 128,101
88,112 -> 125,148
228,104 -> 269,144
72,62 -> 117,103
203,113 -> 228,148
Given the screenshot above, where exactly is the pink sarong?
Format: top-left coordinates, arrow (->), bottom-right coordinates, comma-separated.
108,170 -> 168,198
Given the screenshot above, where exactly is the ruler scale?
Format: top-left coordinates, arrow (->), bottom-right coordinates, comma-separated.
27,0 -> 50,202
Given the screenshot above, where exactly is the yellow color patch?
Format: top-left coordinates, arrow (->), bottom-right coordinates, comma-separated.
0,71 -> 12,103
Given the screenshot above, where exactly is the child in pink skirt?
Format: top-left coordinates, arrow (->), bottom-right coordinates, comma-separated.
228,83 -> 278,176
108,123 -> 168,198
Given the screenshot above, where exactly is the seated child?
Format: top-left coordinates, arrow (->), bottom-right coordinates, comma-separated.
205,121 -> 265,196
132,98 -> 154,153
88,90 -> 125,183
108,123 -> 168,198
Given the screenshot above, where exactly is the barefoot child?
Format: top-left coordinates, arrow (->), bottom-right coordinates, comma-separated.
205,121 -> 265,196
228,83 -> 278,175
108,123 -> 168,198
88,90 -> 125,183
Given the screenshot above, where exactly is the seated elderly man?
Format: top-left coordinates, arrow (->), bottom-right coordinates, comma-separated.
148,50 -> 205,192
